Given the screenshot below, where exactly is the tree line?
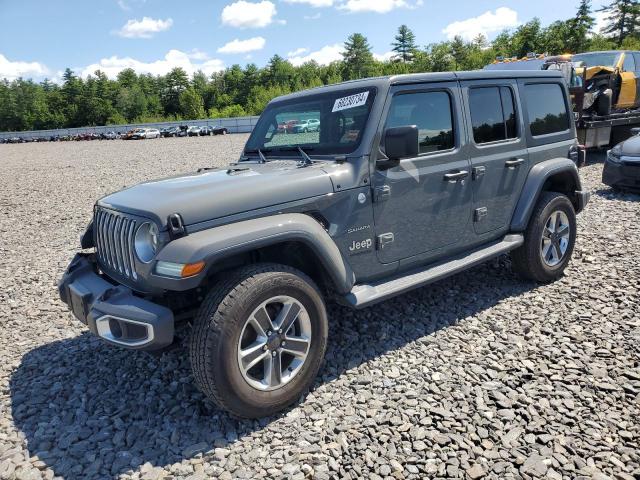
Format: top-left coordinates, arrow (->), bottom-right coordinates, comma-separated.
1,0 -> 639,132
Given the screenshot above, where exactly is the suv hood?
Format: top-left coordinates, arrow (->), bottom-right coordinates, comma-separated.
98,160 -> 334,227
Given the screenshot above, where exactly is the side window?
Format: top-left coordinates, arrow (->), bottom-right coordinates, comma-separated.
633,53 -> 640,72
385,91 -> 454,154
624,53 -> 636,72
523,83 -> 570,136
468,86 -> 518,144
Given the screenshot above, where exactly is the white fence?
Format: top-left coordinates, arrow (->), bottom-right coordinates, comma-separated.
0,116 -> 260,140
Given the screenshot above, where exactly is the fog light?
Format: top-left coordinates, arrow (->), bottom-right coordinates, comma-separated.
155,260 -> 206,278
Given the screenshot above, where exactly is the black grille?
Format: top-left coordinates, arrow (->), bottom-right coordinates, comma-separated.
94,208 -> 138,280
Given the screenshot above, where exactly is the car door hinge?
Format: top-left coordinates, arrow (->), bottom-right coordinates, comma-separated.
377,232 -> 395,249
374,185 -> 391,202
472,166 -> 486,180
474,207 -> 488,222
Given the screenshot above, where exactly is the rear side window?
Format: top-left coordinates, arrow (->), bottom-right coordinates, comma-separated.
523,83 -> 569,136
634,53 -> 640,71
385,91 -> 454,154
469,86 -> 518,144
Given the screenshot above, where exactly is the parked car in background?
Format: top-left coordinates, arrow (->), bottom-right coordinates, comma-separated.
187,126 -> 201,137
292,119 -> 320,133
277,120 -> 299,133
161,127 -> 180,138
212,125 -> 229,135
102,131 -> 118,140
603,128 -> 640,190
122,129 -> 136,140
199,126 -> 213,136
132,128 -> 160,139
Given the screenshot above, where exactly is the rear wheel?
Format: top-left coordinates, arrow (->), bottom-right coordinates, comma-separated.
190,264 -> 328,418
511,191 -> 577,283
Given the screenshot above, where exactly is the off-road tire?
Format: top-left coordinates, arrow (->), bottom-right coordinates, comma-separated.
511,191 -> 577,283
189,263 -> 328,418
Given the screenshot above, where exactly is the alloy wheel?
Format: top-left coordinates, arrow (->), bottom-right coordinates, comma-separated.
540,210 -> 570,267
237,296 -> 312,391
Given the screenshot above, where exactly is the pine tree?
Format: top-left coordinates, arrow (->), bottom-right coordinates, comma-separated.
391,25 -> 418,63
598,0 -> 640,46
342,33 -> 374,80
568,0 -> 595,52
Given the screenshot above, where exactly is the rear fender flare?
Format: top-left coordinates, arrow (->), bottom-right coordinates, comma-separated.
510,158 -> 582,232
155,213 -> 355,293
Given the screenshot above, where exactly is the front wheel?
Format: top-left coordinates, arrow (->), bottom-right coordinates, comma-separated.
190,264 -> 328,418
511,191 -> 577,283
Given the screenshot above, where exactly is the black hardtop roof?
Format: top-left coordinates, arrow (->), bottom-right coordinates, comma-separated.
272,70 -> 563,103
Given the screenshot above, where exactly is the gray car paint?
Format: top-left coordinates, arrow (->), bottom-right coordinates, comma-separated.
155,213 -> 355,294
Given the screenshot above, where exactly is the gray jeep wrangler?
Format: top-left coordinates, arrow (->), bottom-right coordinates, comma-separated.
59,70 -> 590,418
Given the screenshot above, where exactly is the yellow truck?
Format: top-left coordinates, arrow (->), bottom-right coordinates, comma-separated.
486,51 -> 640,148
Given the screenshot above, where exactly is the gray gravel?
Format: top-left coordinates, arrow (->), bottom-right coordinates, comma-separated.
1,137 -> 639,480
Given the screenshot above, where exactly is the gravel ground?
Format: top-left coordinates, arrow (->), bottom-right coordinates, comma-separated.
0,137 -> 639,480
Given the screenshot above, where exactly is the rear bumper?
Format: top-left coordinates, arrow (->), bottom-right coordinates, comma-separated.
58,253 -> 174,351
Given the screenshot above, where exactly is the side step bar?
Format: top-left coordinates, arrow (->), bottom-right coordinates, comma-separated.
343,234 -> 524,309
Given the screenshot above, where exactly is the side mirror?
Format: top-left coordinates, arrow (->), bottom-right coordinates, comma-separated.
382,125 -> 419,163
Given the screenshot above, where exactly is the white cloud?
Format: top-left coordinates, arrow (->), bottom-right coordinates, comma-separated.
217,37 -> 266,54
187,49 -> 210,60
288,44 -> 344,66
373,51 -> 394,62
80,49 -> 224,79
0,54 -> 49,81
337,0 -> 422,14
283,0 -> 333,7
443,7 -> 519,41
304,12 -> 322,19
287,47 -> 309,57
115,17 -> 173,38
221,1 -> 278,28
593,10 -> 608,35
117,0 -> 131,11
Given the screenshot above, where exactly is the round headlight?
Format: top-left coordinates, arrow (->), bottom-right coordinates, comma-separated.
134,222 -> 159,263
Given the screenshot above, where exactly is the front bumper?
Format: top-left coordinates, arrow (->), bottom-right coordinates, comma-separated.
58,253 -> 174,350
603,158 -> 640,190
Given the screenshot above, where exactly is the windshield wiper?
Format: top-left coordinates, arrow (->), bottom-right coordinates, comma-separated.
242,148 -> 271,163
270,146 -> 314,166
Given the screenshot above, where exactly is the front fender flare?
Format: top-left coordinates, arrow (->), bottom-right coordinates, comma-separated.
155,214 -> 355,293
510,158 -> 583,232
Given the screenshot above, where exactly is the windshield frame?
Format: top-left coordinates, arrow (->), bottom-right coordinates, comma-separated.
244,85 -> 378,159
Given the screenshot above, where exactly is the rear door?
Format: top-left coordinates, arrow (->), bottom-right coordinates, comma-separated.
372,82 -> 473,264
460,80 -> 529,236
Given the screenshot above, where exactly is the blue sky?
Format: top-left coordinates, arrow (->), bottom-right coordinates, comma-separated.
0,0 -> 610,82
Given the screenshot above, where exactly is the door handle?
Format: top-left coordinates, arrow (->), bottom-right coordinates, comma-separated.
443,170 -> 469,182
505,158 -> 525,168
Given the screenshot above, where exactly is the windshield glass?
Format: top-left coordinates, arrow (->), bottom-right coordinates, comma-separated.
573,52 -> 620,67
245,87 -> 376,156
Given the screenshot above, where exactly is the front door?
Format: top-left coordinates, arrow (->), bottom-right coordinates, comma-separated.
460,80 -> 529,236
372,83 -> 473,264
617,52 -> 638,109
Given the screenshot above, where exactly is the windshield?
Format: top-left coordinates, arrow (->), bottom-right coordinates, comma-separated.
573,52 -> 620,68
245,87 -> 376,156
